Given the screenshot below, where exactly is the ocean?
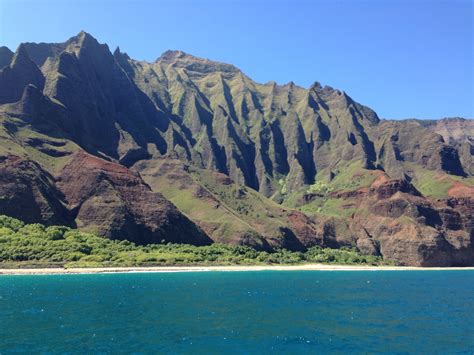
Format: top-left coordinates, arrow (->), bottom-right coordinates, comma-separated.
0,270 -> 473,353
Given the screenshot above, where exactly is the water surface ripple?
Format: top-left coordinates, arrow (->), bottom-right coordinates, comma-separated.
0,270 -> 473,353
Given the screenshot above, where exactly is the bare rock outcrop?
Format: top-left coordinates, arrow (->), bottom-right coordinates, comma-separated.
0,155 -> 70,225
56,151 -> 212,245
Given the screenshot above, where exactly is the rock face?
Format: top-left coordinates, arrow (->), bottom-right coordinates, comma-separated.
0,47 -> 13,69
0,155 -> 70,225
0,31 -> 473,266
56,151 -> 211,245
421,118 -> 473,175
0,152 -> 211,246
289,174 -> 474,266
357,176 -> 474,266
0,44 -> 45,104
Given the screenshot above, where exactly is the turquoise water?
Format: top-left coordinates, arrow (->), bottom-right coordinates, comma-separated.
0,271 -> 473,354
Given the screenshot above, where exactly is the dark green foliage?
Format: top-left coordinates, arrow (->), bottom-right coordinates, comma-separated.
0,215 -> 24,232
0,215 -> 392,268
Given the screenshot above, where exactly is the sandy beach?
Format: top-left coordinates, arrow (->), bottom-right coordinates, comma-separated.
1,264 -> 474,275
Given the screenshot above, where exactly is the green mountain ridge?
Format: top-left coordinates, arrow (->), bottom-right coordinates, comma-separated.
0,31 -> 473,266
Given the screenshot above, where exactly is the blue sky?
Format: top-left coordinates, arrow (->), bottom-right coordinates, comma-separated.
0,0 -> 472,119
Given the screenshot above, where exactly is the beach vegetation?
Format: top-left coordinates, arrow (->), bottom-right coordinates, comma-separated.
0,215 -> 393,268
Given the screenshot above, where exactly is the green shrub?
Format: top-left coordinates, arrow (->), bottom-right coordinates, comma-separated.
136,254 -> 158,263
80,255 -> 105,262
307,181 -> 334,195
46,226 -> 69,240
0,215 -> 24,231
0,215 -> 392,267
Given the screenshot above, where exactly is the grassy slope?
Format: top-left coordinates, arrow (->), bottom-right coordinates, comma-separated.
137,158 -> 299,246
282,160 -> 378,217
138,160 -> 259,243
0,115 -> 78,173
284,158 -> 474,220
405,162 -> 474,198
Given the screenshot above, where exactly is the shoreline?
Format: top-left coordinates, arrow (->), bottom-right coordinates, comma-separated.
1,264 -> 474,275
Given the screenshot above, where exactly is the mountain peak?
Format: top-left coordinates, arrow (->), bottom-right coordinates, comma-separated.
11,43 -> 34,68
113,46 -> 130,60
310,81 -> 323,90
0,46 -> 14,68
0,46 -> 13,56
0,44 -> 45,105
156,50 -> 240,74
79,30 -> 99,45
66,30 -> 101,50
309,81 -> 343,97
77,30 -> 95,40
158,50 -> 189,61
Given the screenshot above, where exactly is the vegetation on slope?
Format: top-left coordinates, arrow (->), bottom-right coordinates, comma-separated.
0,115 -> 79,173
406,163 -> 474,198
137,159 -> 306,247
0,215 -> 391,268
